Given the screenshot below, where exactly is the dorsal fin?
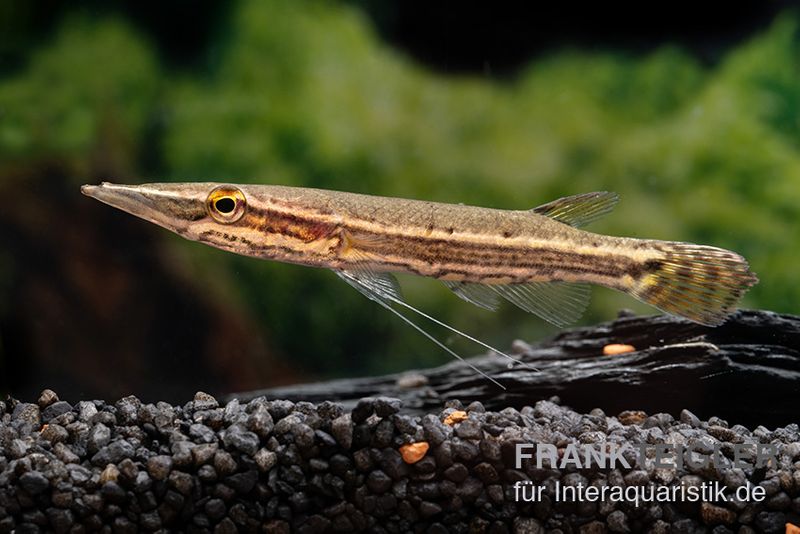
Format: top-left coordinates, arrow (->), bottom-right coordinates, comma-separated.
532,191 -> 619,228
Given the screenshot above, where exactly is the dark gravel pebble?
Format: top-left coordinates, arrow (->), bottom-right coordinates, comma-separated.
205,497 -> 227,520
147,455 -> 173,480
115,395 -> 140,424
19,471 -> 49,495
37,388 -> 59,408
351,397 -> 375,423
12,402 -> 41,427
454,417 -> 483,439
247,405 -> 274,437
421,414 -> 450,445
87,422 -> 111,452
366,470 -> 393,493
1,391 -> 797,532
41,400 -> 72,422
223,426 -> 260,455
40,422 -> 69,443
193,391 -> 220,411
92,439 -> 135,465
214,450 -> 237,476
331,414 -> 353,449
374,397 -> 402,417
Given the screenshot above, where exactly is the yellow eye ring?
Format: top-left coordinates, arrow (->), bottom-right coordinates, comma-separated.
206,186 -> 246,223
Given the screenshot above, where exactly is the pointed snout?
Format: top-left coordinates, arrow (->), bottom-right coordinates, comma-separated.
80,183 -> 99,197
81,182 -> 148,208
81,181 -> 209,233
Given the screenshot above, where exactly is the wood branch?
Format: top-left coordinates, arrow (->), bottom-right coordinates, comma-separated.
233,310 -> 800,429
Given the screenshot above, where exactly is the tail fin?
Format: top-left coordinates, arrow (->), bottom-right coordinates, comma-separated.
629,243 -> 758,326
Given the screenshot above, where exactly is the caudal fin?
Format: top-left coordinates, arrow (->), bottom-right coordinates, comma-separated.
629,243 -> 758,326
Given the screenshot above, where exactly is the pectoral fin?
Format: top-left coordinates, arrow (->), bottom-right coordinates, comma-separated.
335,262 -> 539,387
336,269 -> 511,389
336,266 -> 402,304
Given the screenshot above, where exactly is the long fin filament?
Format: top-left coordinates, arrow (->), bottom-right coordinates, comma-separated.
336,269 -> 539,386
367,296 -> 506,389
382,292 -> 540,373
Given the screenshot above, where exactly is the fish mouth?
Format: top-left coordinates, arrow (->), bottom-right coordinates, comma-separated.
81,182 -> 131,205
81,182 -> 200,233
82,182 -> 160,220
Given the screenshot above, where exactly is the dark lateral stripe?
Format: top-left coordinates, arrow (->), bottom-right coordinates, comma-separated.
331,247 -> 630,282
246,202 -> 639,266
245,202 -> 612,257
209,202 -> 645,282
333,220 -> 641,275
242,207 -> 336,244
352,234 -> 638,279
198,227 -> 336,266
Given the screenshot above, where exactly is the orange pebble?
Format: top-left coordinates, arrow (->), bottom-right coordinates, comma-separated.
786,523 -> 800,534
603,343 -> 636,355
399,442 -> 429,464
444,410 -> 468,426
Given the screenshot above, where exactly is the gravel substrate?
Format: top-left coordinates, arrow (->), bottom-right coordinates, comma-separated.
1,390 -> 798,533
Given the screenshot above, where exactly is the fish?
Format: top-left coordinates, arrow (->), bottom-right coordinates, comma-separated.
81,182 -> 758,386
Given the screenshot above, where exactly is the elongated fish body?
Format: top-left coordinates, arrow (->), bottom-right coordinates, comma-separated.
81,182 -> 757,328
231,186 -> 624,284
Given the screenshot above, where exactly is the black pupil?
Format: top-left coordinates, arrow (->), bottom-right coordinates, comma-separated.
215,197 -> 236,214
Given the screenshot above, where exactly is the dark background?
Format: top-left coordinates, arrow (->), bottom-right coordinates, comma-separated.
4,2 -> 794,73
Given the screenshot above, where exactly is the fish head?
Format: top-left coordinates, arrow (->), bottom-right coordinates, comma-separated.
81,182 -> 252,250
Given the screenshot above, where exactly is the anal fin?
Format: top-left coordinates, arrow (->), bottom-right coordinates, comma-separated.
489,281 -> 591,327
443,281 -> 501,311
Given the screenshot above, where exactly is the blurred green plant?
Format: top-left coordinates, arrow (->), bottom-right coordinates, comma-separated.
0,18 -> 160,174
1,0 -> 798,380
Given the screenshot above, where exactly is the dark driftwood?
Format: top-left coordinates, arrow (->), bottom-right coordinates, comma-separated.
233,310 -> 800,429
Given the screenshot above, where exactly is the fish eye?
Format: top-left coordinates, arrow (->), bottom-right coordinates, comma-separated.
214,197 -> 235,214
206,186 -> 246,223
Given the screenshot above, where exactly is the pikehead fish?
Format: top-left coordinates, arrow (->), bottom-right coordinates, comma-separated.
82,182 -> 758,386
